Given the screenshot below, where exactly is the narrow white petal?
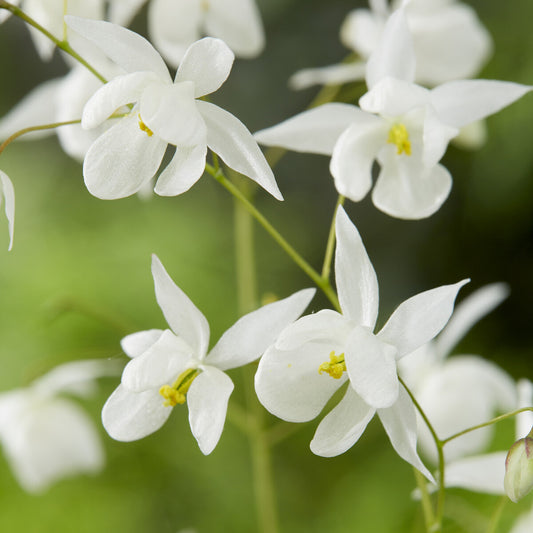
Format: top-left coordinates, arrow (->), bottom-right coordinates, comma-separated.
310,387 -> 375,457
121,329 -> 165,358
517,380 -> 533,439
334,207 -> 379,327
289,62 -> 366,91
175,38 -> 234,97
187,366 -> 234,455
340,8 -> 385,58
154,144 -> 207,196
254,103 -> 364,156
378,385 -> 434,482
83,114 -> 166,199
197,100 -> 282,200
444,452 -> 506,494
102,385 -> 172,441
65,16 -> 170,80
206,288 -> 315,370
151,254 -> 210,357
0,171 -> 15,251
377,280 -> 469,359
431,80 -> 533,129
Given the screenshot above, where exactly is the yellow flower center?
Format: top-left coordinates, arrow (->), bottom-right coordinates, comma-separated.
318,351 -> 346,379
159,368 -> 199,407
387,123 -> 411,155
138,114 -> 154,137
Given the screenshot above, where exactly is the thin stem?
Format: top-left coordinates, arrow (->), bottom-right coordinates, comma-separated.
0,2 -> 107,83
206,164 -> 341,311
321,194 -> 344,279
486,495 -> 507,533
413,467 -> 436,531
62,0 -> 68,41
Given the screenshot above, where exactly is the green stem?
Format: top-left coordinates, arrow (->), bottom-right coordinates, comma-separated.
206,164 -> 341,312
321,195 -> 344,279
414,467 -> 436,531
486,495 -> 507,533
0,1 -> 107,83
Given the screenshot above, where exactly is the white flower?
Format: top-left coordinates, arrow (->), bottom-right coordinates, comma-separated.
0,359 -> 116,493
255,206 -> 467,477
290,0 -> 492,90
0,170 -> 14,250
256,8 -> 531,219
399,283 -> 516,463
102,254 -> 314,454
510,504 -> 533,533
65,17 -> 280,201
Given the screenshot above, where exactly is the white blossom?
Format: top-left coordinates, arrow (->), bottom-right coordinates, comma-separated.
0,170 -> 14,250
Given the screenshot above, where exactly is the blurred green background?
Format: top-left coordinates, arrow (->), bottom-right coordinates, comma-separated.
0,0 -> 532,531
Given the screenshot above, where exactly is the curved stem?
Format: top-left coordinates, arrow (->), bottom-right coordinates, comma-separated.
413,467 -> 435,531
321,194 -> 344,279
486,495 -> 507,533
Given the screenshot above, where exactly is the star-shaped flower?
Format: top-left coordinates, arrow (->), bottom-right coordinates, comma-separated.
102,254 -> 314,454
255,206 -> 467,477
66,17 -> 281,201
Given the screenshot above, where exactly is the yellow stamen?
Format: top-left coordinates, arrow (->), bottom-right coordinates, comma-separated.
138,114 -> 154,137
387,123 -> 411,155
201,0 -> 210,11
159,368 -> 199,407
318,351 -> 346,379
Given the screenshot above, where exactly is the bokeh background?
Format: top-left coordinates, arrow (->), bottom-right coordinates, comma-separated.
0,0 -> 532,531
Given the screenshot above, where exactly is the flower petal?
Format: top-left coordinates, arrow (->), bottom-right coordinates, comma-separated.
340,7 -> 385,58
65,16 -> 170,79
0,170 -> 15,251
108,0 -> 146,26
254,103 -> 364,156
517,380 -> 533,439
206,288 -> 315,370
444,452 -> 506,494
83,113 -> 167,199
121,329 -> 165,358
175,38 -> 234,97
151,254 -> 210,358
187,366 -> 234,455
377,279 -> 469,359
102,384 -> 172,441
289,62 -> 367,91
310,387 -> 375,457
334,206 -> 379,327
197,100 -> 282,200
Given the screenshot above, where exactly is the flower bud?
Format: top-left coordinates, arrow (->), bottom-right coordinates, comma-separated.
504,435 -> 533,502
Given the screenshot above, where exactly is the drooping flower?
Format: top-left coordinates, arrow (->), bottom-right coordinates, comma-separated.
256,7 -> 531,219
0,170 -> 15,250
102,254 -> 314,454
255,206 -> 467,477
65,17 -> 281,201
0,359 -> 117,492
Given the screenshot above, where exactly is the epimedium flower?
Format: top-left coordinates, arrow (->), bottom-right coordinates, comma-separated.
0,170 -> 14,250
0,359 -> 117,493
255,7 -> 532,219
102,254 -> 315,454
255,206 -> 467,477
65,17 -> 281,201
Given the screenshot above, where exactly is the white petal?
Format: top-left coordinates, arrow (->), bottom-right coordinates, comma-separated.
151,254 -> 210,358
102,384 -> 172,441
83,114 -> 167,199
108,0 -> 146,26
310,387 -> 375,457
422,106 -> 459,169
197,100 -> 282,200
378,385 -> 434,482
431,80 -> 533,129
65,16 -> 170,80
372,152 -> 452,219
365,7 -> 415,89
121,329 -> 165,358
340,8 -> 385,58
345,326 -> 399,409
330,117 -> 385,203
206,288 -> 315,370
444,452 -> 506,494
187,366 -> 234,455
334,207 -> 379,327
377,280 -> 469,359
154,144 -> 207,196
517,380 -> 533,439
289,62 -> 367,91
82,71 -> 160,129
140,81 -> 207,147
254,103 -> 364,156
175,38 -> 234,97
0,171 -> 15,251
435,283 -> 509,359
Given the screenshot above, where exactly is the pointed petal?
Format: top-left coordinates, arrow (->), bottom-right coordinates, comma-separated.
435,283 -> 509,359
334,206 -> 379,327
197,100 -> 282,200
431,80 -> 533,129
378,385 -> 434,482
0,171 -> 15,251
254,103 -> 364,156
121,329 -> 165,358
65,16 -> 170,79
102,384 -> 172,441
154,144 -> 207,196
175,38 -> 234,97
378,280 -> 469,358
444,452 -> 506,494
83,114 -> 167,199
289,62 -> 367,91
151,254 -> 210,357
310,387 -> 375,457
365,7 -> 415,89
206,288 -> 315,370
188,366 -> 234,455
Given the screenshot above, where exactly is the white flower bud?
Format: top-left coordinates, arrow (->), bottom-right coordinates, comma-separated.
504,435 -> 533,503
